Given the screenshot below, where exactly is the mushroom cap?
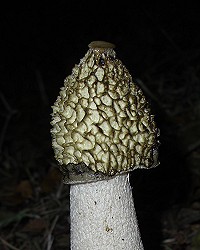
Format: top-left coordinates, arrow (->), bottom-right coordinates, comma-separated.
51,41 -> 159,184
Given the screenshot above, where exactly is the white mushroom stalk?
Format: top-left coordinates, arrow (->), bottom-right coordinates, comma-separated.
70,175 -> 143,250
51,41 -> 159,250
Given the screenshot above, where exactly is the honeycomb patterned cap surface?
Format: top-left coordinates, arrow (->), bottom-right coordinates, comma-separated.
51,41 -> 159,183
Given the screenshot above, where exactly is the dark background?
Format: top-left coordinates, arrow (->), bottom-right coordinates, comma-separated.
1,2 -> 200,250
2,2 -> 200,94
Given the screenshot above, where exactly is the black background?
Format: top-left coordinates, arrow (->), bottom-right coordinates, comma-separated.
2,2 -> 200,97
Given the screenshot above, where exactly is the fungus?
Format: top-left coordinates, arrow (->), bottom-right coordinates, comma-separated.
51,41 -> 159,250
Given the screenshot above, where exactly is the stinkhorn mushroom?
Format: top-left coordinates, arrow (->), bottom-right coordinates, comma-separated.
51,41 -> 159,250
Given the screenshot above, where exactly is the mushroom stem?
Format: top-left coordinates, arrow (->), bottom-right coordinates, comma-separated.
70,174 -> 144,250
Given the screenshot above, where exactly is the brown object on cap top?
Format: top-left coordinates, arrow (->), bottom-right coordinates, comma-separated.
88,41 -> 116,50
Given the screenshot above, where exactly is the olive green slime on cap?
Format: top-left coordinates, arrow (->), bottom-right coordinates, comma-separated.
51,41 -> 160,184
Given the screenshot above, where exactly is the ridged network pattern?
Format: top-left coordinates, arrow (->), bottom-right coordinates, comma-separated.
51,44 -> 159,176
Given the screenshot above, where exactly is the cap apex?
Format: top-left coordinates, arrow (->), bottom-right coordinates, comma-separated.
88,41 -> 116,50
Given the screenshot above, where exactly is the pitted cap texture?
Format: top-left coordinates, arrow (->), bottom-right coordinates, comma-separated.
51,41 -> 159,183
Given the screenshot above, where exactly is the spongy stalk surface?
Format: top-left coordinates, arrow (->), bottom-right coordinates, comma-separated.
70,174 -> 144,250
